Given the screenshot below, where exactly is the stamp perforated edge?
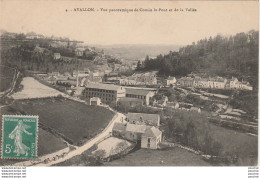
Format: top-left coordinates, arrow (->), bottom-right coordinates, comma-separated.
1,115 -> 39,160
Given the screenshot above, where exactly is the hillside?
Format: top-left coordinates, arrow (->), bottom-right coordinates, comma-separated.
138,30 -> 259,89
0,32 -> 101,73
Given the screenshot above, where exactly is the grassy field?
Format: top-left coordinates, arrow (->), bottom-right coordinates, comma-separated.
11,77 -> 64,99
210,124 -> 258,166
0,65 -> 15,92
104,147 -> 211,166
161,109 -> 258,166
2,97 -> 115,145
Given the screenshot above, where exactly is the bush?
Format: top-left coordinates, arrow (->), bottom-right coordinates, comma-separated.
163,108 -> 224,157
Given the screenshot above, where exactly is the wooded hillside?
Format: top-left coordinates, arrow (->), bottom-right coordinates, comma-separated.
137,30 -> 258,88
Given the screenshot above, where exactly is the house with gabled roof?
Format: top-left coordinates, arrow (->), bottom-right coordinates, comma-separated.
53,53 -> 61,60
126,112 -> 160,127
166,76 -> 176,86
153,96 -> 168,107
111,122 -> 163,149
190,107 -> 201,113
125,124 -> 147,142
125,88 -> 155,105
167,101 -> 179,109
90,97 -> 101,106
75,48 -> 85,57
112,123 -> 126,138
118,97 -> 143,109
141,126 -> 162,149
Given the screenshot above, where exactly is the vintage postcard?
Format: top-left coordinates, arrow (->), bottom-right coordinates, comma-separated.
0,0 -> 258,168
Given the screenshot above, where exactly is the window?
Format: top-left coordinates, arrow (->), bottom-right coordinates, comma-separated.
147,138 -> 151,148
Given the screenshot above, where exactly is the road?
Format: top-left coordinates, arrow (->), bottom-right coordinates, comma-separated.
2,71 -> 125,166
35,112 -> 125,166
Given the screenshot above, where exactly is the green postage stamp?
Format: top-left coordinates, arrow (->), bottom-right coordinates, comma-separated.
1,115 -> 38,159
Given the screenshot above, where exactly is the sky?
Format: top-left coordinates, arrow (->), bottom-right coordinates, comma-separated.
0,1 -> 258,45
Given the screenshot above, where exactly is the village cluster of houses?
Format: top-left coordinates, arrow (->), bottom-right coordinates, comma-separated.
106,73 -> 177,87
152,96 -> 201,113
112,113 -> 162,149
177,76 -> 253,90
83,82 -> 156,106
84,82 -> 202,114
119,72 -> 158,86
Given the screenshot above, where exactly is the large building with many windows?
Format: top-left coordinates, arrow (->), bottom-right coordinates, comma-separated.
83,83 -> 126,104
125,88 -> 155,105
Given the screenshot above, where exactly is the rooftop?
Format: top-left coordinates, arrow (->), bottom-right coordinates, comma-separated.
125,88 -> 154,96
179,77 -> 194,81
119,97 -> 143,102
143,126 -> 162,137
90,97 -> 101,101
167,76 -> 176,80
126,124 -> 147,133
127,112 -> 160,126
85,83 -> 125,91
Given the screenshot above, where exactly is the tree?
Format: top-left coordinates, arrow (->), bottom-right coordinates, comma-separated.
136,60 -> 142,71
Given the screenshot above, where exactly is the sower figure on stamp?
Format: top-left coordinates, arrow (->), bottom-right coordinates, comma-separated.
9,120 -> 32,156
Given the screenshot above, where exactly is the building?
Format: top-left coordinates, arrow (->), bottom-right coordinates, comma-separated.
119,72 -> 157,86
125,88 -> 155,105
73,70 -> 89,78
190,107 -> 201,113
83,83 -> 126,104
112,122 -> 162,149
241,82 -> 253,90
75,48 -> 85,57
153,96 -> 168,107
119,77 -> 138,86
90,97 -> 101,106
208,77 -> 227,89
48,72 -> 60,77
197,78 -> 209,88
126,113 -> 160,127
112,123 -> 126,138
166,101 -> 179,109
166,77 -> 177,86
229,77 -> 239,89
125,124 -> 147,142
92,70 -> 105,77
53,53 -> 61,60
229,77 -> 253,90
141,126 -> 162,149
133,72 -> 157,86
177,77 -> 194,87
117,98 -> 143,108
45,76 -> 57,85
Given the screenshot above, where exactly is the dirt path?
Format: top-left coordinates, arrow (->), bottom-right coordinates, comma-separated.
3,73 -> 126,166
35,112 -> 125,166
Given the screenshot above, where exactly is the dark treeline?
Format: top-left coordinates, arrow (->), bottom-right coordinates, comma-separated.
137,30 -> 258,88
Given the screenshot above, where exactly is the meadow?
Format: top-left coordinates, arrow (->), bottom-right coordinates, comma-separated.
3,97 -> 115,146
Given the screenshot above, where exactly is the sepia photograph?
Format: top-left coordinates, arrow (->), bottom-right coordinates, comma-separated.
0,0 -> 258,170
